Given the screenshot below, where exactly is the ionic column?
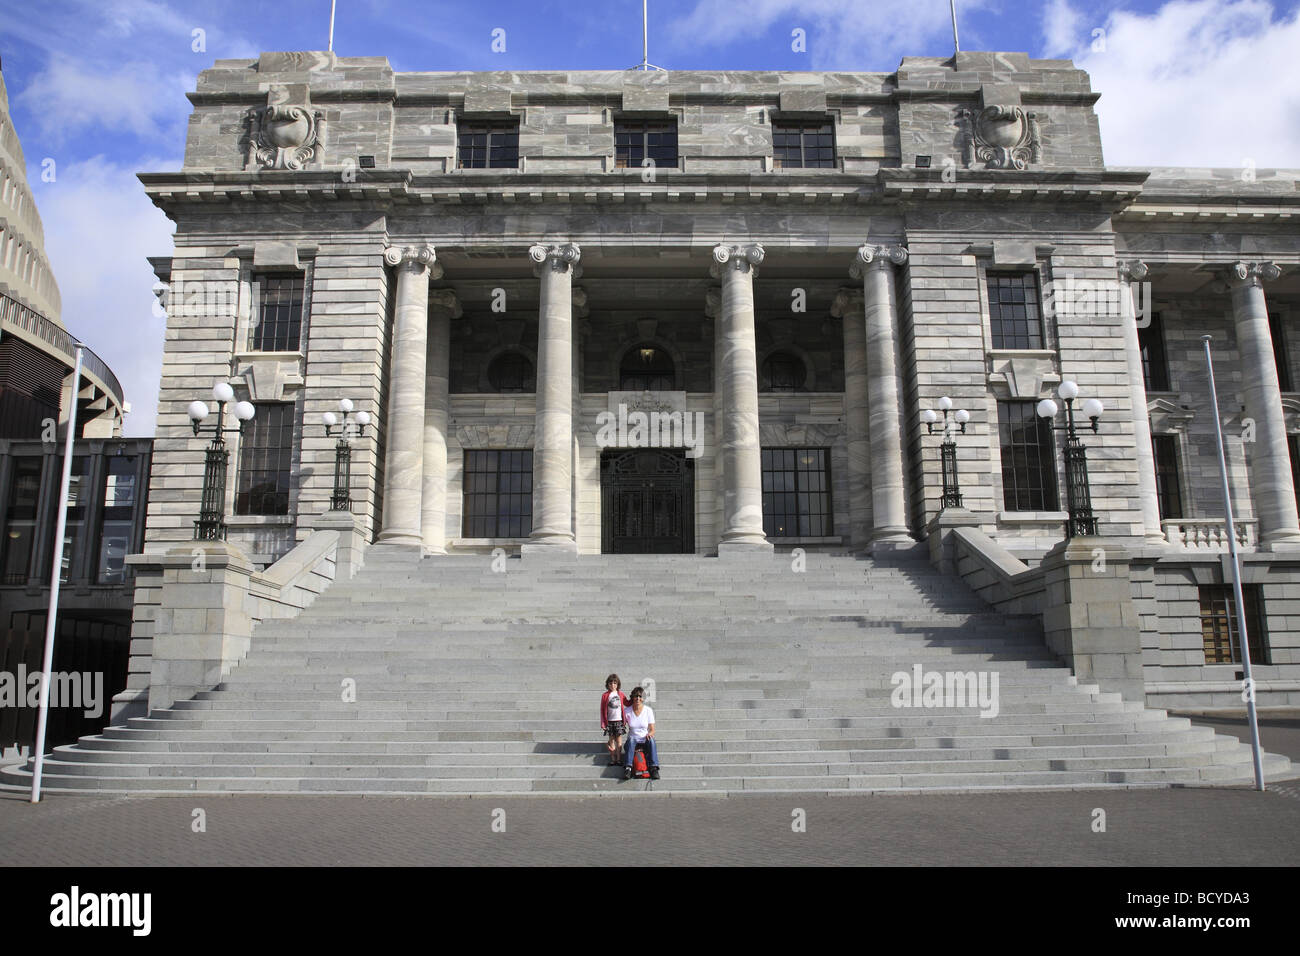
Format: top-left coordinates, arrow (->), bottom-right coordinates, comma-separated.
851,243 -> 912,548
832,288 -> 870,550
378,244 -> 438,546
1223,261 -> 1300,550
524,242 -> 581,553
421,289 -> 462,554
711,243 -> 773,554
1117,260 -> 1165,543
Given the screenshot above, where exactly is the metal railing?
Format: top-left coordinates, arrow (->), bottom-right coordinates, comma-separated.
0,292 -> 124,406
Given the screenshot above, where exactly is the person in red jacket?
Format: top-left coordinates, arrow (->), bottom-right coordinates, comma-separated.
600,674 -> 630,766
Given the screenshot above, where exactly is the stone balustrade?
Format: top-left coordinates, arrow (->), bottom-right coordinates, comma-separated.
1161,518 -> 1258,551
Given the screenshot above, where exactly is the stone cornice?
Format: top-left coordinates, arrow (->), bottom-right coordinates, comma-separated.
878,167 -> 1148,209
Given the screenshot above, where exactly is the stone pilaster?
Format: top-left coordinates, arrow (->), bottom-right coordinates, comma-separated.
378,244 -> 438,547
1223,261 -> 1300,550
851,243 -> 912,550
832,287 -> 871,550
524,242 -> 581,553
421,289 -> 462,554
1117,260 -> 1165,543
711,243 -> 773,554
705,287 -> 726,550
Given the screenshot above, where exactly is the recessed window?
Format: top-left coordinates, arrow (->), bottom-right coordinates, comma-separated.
988,272 -> 1044,350
997,400 -> 1058,511
772,120 -> 835,169
761,448 -> 831,537
97,455 -> 138,583
1200,584 -> 1268,665
620,345 -> 674,391
487,352 -> 534,393
463,450 -> 533,538
615,119 -> 677,170
1270,313 -> 1294,392
457,119 -> 519,170
0,456 -> 42,584
250,274 -> 304,352
762,351 -> 803,392
1151,435 -> 1184,521
1139,311 -> 1170,392
236,403 -> 294,516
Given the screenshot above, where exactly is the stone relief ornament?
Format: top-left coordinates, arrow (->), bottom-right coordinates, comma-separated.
960,106 -> 1042,171
248,98 -> 326,171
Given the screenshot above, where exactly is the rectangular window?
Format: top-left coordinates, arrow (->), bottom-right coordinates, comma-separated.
1270,313 -> 1294,392
761,448 -> 832,537
1138,311 -> 1170,392
998,401 -> 1058,511
50,456 -> 91,584
462,450 -> 533,538
250,274 -> 304,352
614,119 -> 678,170
0,456 -> 42,584
1200,584 -> 1268,665
235,403 -> 294,516
457,119 -> 520,169
1151,434 -> 1184,520
1290,435 -> 1300,517
97,455 -> 138,583
772,120 -> 835,169
987,272 -> 1044,350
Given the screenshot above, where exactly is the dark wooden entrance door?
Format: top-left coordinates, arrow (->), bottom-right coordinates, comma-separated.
600,449 -> 694,554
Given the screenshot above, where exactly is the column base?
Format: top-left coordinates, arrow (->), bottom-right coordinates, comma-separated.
718,537 -> 774,557
375,530 -> 424,549
1259,532 -> 1300,553
870,529 -> 923,557
521,535 -> 579,556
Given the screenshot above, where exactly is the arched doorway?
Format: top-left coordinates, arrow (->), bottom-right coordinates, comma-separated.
600,449 -> 694,554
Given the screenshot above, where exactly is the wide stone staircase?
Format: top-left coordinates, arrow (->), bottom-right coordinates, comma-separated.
4,548 -> 1293,794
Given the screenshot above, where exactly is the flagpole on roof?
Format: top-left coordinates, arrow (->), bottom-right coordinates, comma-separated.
328,0 -> 337,52
628,0 -> 666,71
950,0 -> 961,54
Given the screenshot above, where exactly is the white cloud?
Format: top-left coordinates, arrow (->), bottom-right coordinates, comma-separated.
15,58 -> 194,145
1042,0 -> 1300,166
33,155 -> 177,438
1042,0 -> 1085,58
667,0 -> 992,69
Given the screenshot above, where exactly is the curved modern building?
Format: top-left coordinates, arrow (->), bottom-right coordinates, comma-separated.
0,62 -> 124,438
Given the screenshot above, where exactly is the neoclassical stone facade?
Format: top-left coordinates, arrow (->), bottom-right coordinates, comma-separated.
136,50 -> 1300,708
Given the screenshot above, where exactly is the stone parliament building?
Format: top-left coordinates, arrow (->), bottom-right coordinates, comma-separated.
104,46 -> 1300,763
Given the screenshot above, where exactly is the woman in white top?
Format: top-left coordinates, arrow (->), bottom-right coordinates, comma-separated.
622,686 -> 660,780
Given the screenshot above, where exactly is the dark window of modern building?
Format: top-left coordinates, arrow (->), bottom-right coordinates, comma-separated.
1200,584 -> 1268,665
761,351 -> 803,392
1,456 -> 42,584
761,448 -> 831,537
0,335 -> 64,438
235,403 -> 294,516
250,274 -> 304,352
998,401 -> 1058,511
457,119 -> 520,169
97,455 -> 138,583
1138,311 -> 1170,392
987,272 -> 1044,350
1151,434 -> 1184,520
463,450 -> 533,538
48,456 -> 91,584
614,119 -> 677,170
1270,313 -> 1294,392
772,120 -> 835,169
487,352 -> 534,393
620,345 -> 675,391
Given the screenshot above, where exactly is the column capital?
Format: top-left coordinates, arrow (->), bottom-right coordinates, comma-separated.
850,243 -> 908,279
830,287 -> 865,318
528,242 -> 582,278
704,285 -> 722,318
384,244 -> 441,278
1116,259 -> 1148,284
710,242 -> 764,278
1221,260 -> 1282,289
428,288 -> 463,320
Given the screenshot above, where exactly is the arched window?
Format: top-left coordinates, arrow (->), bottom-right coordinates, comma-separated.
487,351 -> 535,393
620,344 -> 675,391
762,351 -> 803,393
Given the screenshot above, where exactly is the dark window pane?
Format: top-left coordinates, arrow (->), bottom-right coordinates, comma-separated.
1151,435 -> 1184,521
458,119 -> 520,169
488,352 -> 535,392
250,274 -> 304,352
1139,312 -> 1170,392
1200,584 -> 1268,665
620,344 -> 675,391
462,449 -> 534,538
236,404 -> 294,516
988,272 -> 1043,350
998,401 -> 1058,511
761,448 -> 831,538
614,120 -> 677,170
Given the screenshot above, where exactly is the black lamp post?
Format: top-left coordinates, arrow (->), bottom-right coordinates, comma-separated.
922,396 -> 970,509
188,383 -> 255,540
322,399 -> 370,511
1036,380 -> 1105,539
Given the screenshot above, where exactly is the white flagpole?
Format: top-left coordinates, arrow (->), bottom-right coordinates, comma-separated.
950,0 -> 961,54
31,344 -> 83,803
328,0 -> 337,52
1201,334 -> 1265,791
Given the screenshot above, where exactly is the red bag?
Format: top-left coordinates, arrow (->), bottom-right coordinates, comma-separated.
632,747 -> 650,778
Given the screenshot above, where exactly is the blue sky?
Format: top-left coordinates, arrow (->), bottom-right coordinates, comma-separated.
1,0 -> 1298,436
